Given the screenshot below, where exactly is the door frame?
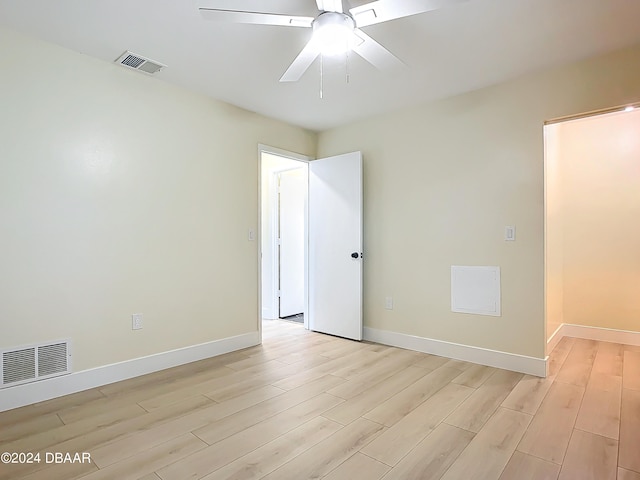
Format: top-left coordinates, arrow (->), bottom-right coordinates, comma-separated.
258,144 -> 311,344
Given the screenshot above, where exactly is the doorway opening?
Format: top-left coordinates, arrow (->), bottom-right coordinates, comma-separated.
259,146 -> 310,333
544,104 -> 640,355
258,147 -> 364,343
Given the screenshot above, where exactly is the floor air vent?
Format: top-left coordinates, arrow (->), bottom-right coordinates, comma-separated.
1,340 -> 72,388
115,51 -> 166,75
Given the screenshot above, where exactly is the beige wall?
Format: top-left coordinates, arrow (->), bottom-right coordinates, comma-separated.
3,27 -> 640,375
547,109 -> 640,334
318,43 -> 640,359
0,28 -> 316,371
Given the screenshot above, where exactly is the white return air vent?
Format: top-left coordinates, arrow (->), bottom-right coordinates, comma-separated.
115,51 -> 166,75
1,340 -> 72,389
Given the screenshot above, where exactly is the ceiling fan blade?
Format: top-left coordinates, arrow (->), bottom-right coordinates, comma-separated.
280,41 -> 321,82
350,29 -> 404,70
316,0 -> 343,13
199,8 -> 313,27
350,0 -> 466,28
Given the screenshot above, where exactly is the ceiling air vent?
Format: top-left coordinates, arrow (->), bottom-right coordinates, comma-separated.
1,340 -> 72,389
115,51 -> 166,75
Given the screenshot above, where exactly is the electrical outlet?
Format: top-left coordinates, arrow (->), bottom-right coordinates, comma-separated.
132,313 -> 143,330
385,297 -> 393,310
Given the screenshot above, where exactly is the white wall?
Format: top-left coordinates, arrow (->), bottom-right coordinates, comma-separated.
318,43 -> 640,359
547,108 -> 640,335
0,28 -> 316,372
278,168 -> 306,317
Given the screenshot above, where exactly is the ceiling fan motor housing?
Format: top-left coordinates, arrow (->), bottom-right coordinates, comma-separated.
313,11 -> 355,32
312,11 -> 356,55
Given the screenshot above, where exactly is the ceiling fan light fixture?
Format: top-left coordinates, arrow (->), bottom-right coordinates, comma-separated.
312,12 -> 355,56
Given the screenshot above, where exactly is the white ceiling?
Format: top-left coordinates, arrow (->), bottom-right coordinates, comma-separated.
1,0 -> 640,131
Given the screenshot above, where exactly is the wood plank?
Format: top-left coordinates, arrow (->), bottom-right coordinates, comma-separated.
442,359 -> 474,371
326,350 -> 421,400
0,403 -> 147,456
575,376 -> 622,440
190,374 -> 344,446
101,365 -> 237,413
199,416 -> 342,480
440,408 -> 532,480
591,342 -> 624,377
501,374 -> 554,415
618,468 -> 640,480
260,418 -> 385,480
619,388 -> 640,473
0,412 -> 64,443
281,337 -> 347,359
413,354 -> 450,370
224,353 -> 284,370
322,350 -> 383,380
271,350 -> 372,391
275,353 -> 334,369
364,366 -> 461,427
517,382 -> 584,464
322,453 -> 390,480
317,338 -> 374,359
95,357 -> 236,397
362,383 -> 473,466
498,451 -> 560,480
0,395 -> 214,480
202,367 -> 298,403
623,351 -> 640,391
555,339 -> 598,387
81,433 -> 208,480
322,365 -> 428,425
452,364 -> 498,388
547,337 -> 575,377
16,459 -> 98,480
558,429 -> 617,480
195,390 -> 343,447
158,393 -> 344,480
89,385 -> 282,468
380,423 -> 474,480
444,369 -> 523,433
138,363 -> 295,410
0,388 -> 106,428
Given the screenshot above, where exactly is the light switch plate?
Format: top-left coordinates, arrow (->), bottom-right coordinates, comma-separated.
505,226 -> 516,241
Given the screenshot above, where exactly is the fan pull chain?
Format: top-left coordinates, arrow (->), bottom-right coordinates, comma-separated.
346,51 -> 350,84
319,54 -> 324,99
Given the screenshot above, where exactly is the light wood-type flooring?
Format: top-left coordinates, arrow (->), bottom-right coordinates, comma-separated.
1,319 -> 639,479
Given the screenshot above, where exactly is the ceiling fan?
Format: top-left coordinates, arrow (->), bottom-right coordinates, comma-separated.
198,0 -> 464,82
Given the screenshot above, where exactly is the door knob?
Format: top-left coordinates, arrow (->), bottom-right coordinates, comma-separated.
351,252 -> 359,259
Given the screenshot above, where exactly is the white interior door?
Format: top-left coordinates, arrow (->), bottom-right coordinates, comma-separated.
279,168 -> 305,317
309,151 -> 363,340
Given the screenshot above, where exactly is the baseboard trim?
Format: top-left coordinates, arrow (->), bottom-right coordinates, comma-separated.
363,327 -> 547,377
0,331 -> 260,412
555,323 -> 640,347
546,324 -> 565,354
